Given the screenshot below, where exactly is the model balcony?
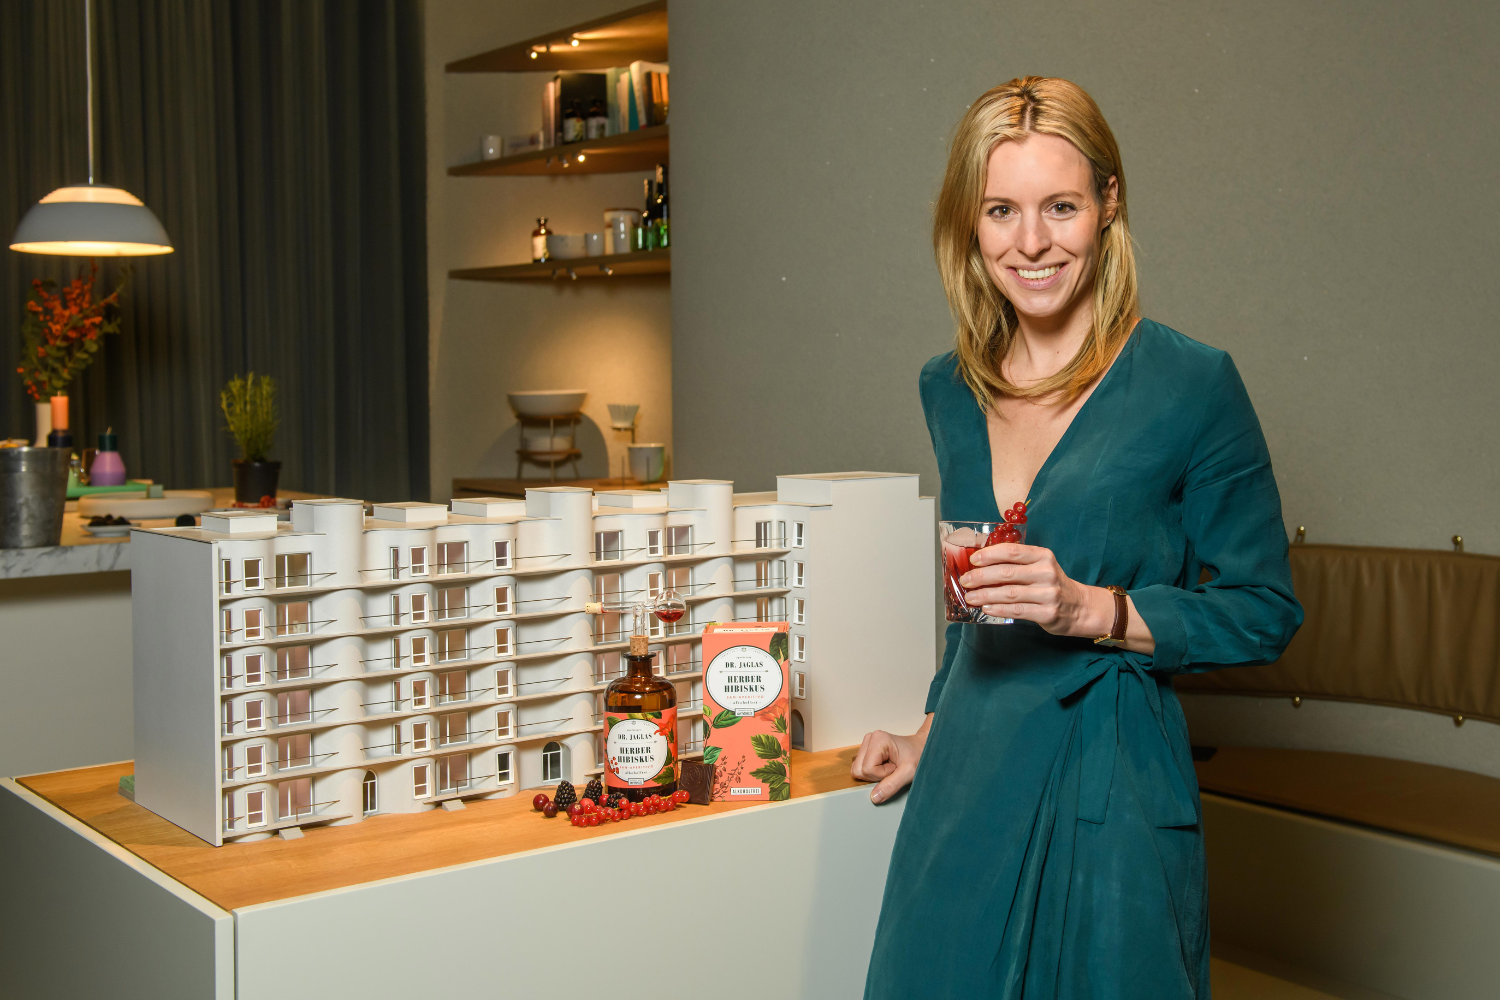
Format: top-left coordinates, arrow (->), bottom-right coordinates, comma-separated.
222,798 -> 350,840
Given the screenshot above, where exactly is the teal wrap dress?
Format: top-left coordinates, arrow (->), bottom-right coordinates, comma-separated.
865,320 -> 1303,999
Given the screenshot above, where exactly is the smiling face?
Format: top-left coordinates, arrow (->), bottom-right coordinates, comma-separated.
977,133 -> 1118,327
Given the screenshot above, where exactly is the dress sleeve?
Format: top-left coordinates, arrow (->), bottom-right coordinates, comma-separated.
1128,353 -> 1303,674
925,622 -> 963,714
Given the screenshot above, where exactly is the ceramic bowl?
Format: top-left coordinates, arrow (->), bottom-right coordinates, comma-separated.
508,390 -> 587,417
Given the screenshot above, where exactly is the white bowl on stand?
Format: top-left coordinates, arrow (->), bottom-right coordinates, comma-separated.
507,390 -> 587,417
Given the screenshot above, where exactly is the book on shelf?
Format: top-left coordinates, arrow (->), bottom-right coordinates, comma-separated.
628,60 -> 669,128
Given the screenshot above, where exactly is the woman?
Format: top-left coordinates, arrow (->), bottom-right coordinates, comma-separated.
852,77 -> 1302,999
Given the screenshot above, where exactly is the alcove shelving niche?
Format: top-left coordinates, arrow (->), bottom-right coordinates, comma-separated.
446,0 -> 670,282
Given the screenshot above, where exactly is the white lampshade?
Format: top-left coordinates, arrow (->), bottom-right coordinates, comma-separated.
10,184 -> 173,257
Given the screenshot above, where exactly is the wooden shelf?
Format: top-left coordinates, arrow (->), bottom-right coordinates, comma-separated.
446,1 -> 667,73
450,125 -> 668,177
450,248 -> 670,282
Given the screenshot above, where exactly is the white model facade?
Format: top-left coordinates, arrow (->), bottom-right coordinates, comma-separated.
131,474 -> 934,845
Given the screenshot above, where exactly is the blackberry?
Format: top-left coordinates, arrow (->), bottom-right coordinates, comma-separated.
553,781 -> 577,812
606,793 -> 626,810
583,778 -> 605,804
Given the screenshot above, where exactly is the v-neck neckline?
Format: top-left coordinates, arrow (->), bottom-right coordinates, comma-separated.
978,320 -> 1142,520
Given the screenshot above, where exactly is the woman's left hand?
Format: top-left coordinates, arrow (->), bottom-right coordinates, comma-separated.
959,542 -> 1111,639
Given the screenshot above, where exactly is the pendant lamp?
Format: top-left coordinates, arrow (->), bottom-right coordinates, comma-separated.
9,0 -> 173,257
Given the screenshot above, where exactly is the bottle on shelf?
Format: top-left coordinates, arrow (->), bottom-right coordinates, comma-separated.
532,218 -> 551,262
653,164 -> 669,249
563,100 -> 585,144
585,98 -> 609,140
587,591 -> 687,801
638,177 -> 657,251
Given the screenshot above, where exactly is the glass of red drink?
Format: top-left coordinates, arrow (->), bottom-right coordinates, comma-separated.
940,519 -> 1028,624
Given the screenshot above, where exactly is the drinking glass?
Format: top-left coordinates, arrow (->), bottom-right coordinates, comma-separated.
940,520 -> 1028,624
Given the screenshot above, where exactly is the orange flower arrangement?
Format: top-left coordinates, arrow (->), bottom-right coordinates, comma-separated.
16,261 -> 129,401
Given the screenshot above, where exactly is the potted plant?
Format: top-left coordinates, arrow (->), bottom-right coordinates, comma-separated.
17,261 -> 128,444
220,372 -> 280,503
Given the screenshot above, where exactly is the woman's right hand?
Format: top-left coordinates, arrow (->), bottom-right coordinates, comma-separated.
851,714 -> 933,804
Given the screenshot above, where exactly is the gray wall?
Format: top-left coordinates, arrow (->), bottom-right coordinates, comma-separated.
669,0 -> 1500,554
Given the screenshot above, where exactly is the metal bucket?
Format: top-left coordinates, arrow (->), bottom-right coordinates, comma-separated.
0,447 -> 72,548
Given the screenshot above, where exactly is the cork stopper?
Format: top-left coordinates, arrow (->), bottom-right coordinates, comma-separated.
585,601 -> 603,614
629,634 -> 649,656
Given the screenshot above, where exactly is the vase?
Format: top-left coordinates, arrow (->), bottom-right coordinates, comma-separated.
34,401 -> 51,447
232,459 -> 282,504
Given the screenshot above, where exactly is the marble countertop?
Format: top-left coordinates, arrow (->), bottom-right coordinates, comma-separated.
0,488 -> 325,580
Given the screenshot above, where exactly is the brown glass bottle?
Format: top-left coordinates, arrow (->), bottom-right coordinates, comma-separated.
603,637 -> 678,801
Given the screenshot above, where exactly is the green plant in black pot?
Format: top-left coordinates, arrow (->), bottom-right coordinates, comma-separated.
221,373 -> 281,504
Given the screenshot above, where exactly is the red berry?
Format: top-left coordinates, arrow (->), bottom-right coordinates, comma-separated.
532,793 -> 549,811
568,803 -> 582,818
664,799 -> 676,811
588,814 -> 600,827
1003,510 -> 1015,523
543,803 -> 558,818
579,797 -> 595,811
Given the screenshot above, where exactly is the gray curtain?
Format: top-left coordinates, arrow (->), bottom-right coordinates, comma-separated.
0,0 -> 429,501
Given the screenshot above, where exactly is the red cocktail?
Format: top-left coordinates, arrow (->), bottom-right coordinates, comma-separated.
940,512 -> 1028,624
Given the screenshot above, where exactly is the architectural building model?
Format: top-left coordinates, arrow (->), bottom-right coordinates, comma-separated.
131,473 -> 935,845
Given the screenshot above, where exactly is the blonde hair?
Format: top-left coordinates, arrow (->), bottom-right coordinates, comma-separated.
933,76 -> 1138,404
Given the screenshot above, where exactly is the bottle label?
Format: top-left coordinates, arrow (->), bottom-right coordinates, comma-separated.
532,234 -> 547,261
605,708 -> 677,788
704,645 -> 783,717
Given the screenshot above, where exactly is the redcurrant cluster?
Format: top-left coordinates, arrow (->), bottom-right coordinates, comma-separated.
988,500 -> 1029,544
532,789 -> 692,827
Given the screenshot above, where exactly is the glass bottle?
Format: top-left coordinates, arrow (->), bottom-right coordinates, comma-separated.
653,164 -> 669,249
588,592 -> 687,801
586,97 -> 609,140
640,177 -> 658,250
563,100 -> 584,144
532,218 -> 550,262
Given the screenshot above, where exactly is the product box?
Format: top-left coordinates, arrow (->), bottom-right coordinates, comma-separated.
701,622 -> 792,801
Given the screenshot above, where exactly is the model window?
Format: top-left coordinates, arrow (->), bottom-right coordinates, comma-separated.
665,643 -> 693,673
411,721 -> 431,752
276,552 -> 311,588
389,547 -> 401,581
223,745 -> 235,780
773,596 -> 786,621
221,609 -> 233,642
391,637 -> 402,668
246,744 -> 266,777
595,651 -> 621,684
593,530 -> 623,562
667,566 -> 690,592
778,521 -> 787,547
222,700 -> 236,734
245,700 -> 264,732
436,587 -> 467,620
794,598 -> 806,625
436,628 -> 467,662
410,593 -> 429,623
755,560 -> 771,588
794,635 -> 806,662
362,771 -> 378,814
496,750 -> 513,784
777,560 -> 788,587
278,733 -> 311,769
221,559 -> 233,595
277,689 -> 311,725
439,670 -> 467,704
412,763 -> 430,798
756,597 -> 771,622
276,645 -> 311,680
494,585 -> 511,615
652,652 -> 664,677
279,778 -> 311,822
244,652 -> 265,686
411,678 -> 431,709
793,671 -> 807,699
244,608 -> 264,640
223,793 -> 237,831
493,539 -> 512,570
495,626 -> 513,656
755,520 -> 772,548
594,574 -> 622,643
389,593 -> 402,625
646,529 -> 661,557
410,546 -> 427,577
666,525 -> 691,556
437,752 -> 469,792
222,655 -> 235,689
411,635 -> 430,666
275,601 -> 309,636
436,540 -> 467,575
439,713 -> 468,746
541,741 -> 563,782
495,709 -> 513,739
246,790 -> 266,827
793,562 -> 805,588
495,666 -> 513,697
646,572 -> 663,598
793,522 -> 805,548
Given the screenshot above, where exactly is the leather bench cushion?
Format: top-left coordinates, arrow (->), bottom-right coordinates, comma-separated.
1194,746 -> 1500,859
